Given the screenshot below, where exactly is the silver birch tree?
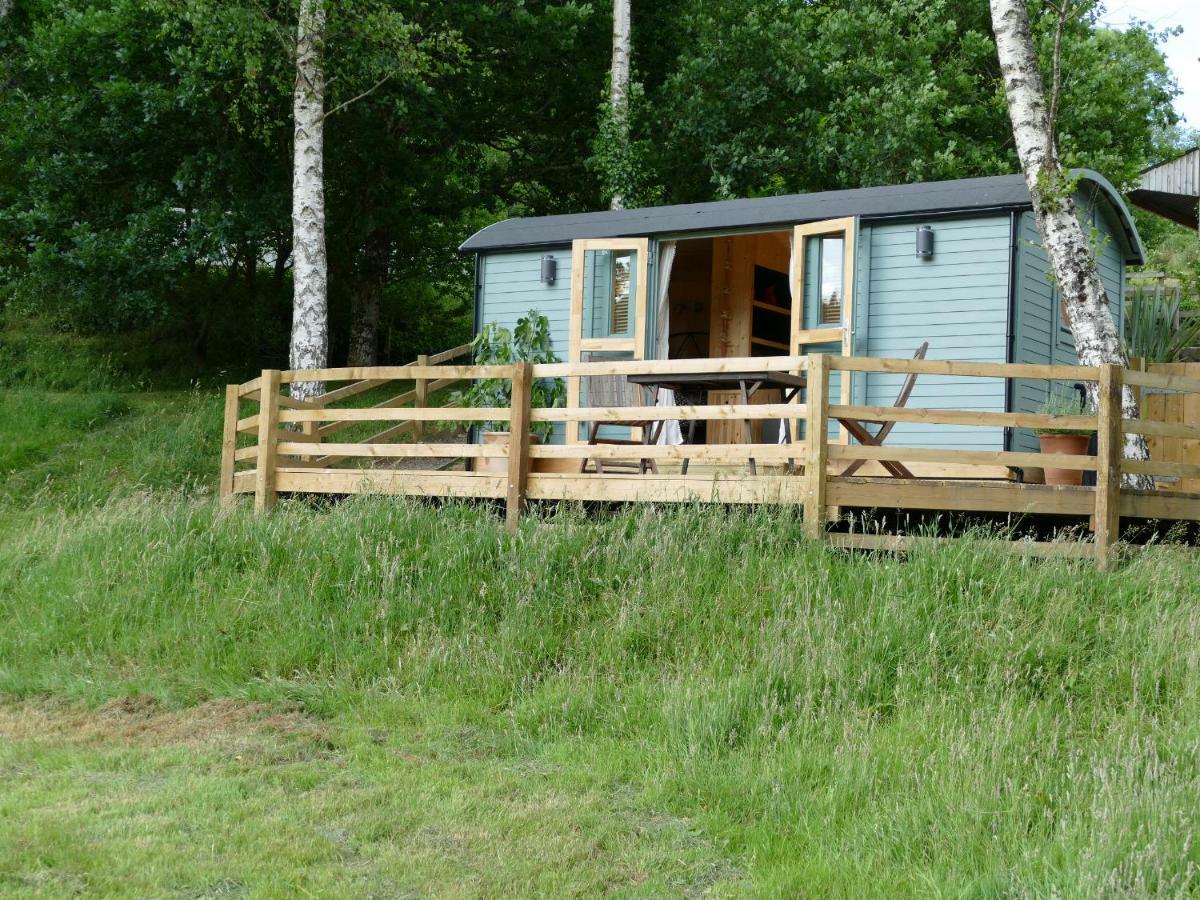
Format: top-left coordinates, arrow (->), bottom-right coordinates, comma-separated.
989,0 -> 1151,474
290,0 -> 328,400
608,0 -> 631,211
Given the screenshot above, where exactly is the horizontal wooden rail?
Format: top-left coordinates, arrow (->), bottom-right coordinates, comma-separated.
530,443 -> 801,462
827,443 -> 1098,472
531,402 -> 806,423
278,441 -> 505,459
279,407 -> 509,423
532,355 -> 808,378
280,364 -> 509,383
1122,418 -> 1200,440
830,356 -> 1101,381
828,404 -> 1097,432
319,380 -> 463,438
1122,368 -> 1200,394
1122,459 -> 1200,479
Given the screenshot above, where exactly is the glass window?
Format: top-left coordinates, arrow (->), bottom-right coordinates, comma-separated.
819,237 -> 843,325
583,249 -> 637,340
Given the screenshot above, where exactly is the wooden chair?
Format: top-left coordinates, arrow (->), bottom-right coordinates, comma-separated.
579,376 -> 663,474
836,341 -> 929,479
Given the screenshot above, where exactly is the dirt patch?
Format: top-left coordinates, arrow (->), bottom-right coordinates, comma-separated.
0,695 -> 327,749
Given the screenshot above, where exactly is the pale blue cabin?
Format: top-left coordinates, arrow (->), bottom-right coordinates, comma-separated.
460,171 -> 1143,470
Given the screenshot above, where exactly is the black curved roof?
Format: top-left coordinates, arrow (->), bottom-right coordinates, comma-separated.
460,170 -> 1144,264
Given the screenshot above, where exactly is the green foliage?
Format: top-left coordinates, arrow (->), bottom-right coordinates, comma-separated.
1124,293 -> 1200,363
1035,387 -> 1092,435
590,81 -> 664,209
640,0 -> 1179,202
460,311 -> 565,440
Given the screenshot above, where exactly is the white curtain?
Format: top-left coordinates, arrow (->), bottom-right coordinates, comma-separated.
654,241 -> 683,444
780,233 -> 796,444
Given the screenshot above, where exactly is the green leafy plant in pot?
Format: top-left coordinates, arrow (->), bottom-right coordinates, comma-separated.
1034,388 -> 1092,486
458,311 -> 566,473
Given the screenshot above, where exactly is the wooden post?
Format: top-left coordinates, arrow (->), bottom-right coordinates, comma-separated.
219,384 -> 240,507
254,369 -> 282,513
1094,364 -> 1122,570
414,353 -> 429,443
505,362 -> 533,533
804,353 -> 830,541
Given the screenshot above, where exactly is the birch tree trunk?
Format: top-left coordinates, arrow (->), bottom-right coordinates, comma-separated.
608,0 -> 631,211
989,0 -> 1151,481
290,0 -> 328,401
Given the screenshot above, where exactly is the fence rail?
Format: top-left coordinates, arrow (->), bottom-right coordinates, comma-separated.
220,349 -> 1200,570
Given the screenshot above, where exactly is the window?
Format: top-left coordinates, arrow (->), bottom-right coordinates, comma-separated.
818,237 -> 844,325
610,253 -> 631,335
583,249 -> 637,340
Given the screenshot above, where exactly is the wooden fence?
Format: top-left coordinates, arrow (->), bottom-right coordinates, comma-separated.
221,352 -> 1200,570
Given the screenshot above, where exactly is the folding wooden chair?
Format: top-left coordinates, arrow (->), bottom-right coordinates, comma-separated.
836,341 -> 929,479
579,375 -> 664,474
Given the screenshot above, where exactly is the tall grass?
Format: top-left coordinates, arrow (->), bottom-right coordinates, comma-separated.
2,496 -> 1197,894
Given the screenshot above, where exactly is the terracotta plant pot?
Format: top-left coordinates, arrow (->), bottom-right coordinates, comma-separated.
1037,433 -> 1091,485
475,431 -> 548,474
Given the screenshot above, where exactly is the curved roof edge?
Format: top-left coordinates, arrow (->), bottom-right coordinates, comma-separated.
1074,168 -> 1146,265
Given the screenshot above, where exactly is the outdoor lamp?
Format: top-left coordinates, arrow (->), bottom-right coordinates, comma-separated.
916,225 -> 934,259
541,254 -> 557,285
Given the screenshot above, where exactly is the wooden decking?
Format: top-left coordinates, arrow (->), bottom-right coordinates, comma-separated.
220,349 -> 1200,570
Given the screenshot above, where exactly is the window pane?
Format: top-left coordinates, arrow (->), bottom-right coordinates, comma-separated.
819,237 -> 843,325
582,249 -> 637,339
610,252 -> 632,335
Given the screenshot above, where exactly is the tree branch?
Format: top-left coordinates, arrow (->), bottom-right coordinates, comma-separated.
323,72 -> 395,120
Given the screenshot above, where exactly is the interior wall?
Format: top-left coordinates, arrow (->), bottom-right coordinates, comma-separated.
707,231 -> 790,360
665,239 -> 712,359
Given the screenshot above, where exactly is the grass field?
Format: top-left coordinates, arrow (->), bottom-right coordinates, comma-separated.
1,376 -> 1199,897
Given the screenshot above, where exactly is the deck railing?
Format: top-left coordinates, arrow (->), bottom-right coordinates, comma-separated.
221,352 -> 1200,570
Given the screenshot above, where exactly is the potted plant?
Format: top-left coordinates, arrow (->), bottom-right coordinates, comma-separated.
1034,389 -> 1092,486
458,311 -> 567,473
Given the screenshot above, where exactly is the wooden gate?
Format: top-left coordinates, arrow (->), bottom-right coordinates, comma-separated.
1138,361 -> 1200,492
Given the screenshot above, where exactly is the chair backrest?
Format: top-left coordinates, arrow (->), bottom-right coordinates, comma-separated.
583,374 -> 646,409
891,341 -> 930,409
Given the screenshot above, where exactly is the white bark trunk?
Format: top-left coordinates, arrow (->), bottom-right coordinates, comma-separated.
608,0 -> 631,211
290,0 -> 328,401
0,1 -> 12,16
989,0 -> 1151,482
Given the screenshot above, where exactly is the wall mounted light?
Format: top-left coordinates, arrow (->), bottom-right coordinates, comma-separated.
916,225 -> 934,259
540,254 -> 557,285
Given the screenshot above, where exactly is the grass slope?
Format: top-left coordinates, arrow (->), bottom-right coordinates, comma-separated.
1,364 -> 1199,895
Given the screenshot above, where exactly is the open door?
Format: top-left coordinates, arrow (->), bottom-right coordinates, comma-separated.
568,238 -> 650,444
790,218 -> 856,441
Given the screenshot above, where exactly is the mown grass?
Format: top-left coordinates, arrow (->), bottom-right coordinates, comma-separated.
2,486 -> 1199,895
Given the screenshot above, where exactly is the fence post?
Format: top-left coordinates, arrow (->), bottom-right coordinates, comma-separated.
804,353 -> 830,541
1094,364 -> 1122,571
254,369 -> 282,513
219,384 -> 240,507
505,362 -> 533,533
413,354 -> 429,443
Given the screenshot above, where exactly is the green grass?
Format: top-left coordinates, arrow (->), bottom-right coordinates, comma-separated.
2,359 -> 1199,895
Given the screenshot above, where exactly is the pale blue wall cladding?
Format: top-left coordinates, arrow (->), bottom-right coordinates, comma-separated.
477,248 -> 572,352
477,247 -> 572,443
1010,198 -> 1126,451
855,216 -> 1012,449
